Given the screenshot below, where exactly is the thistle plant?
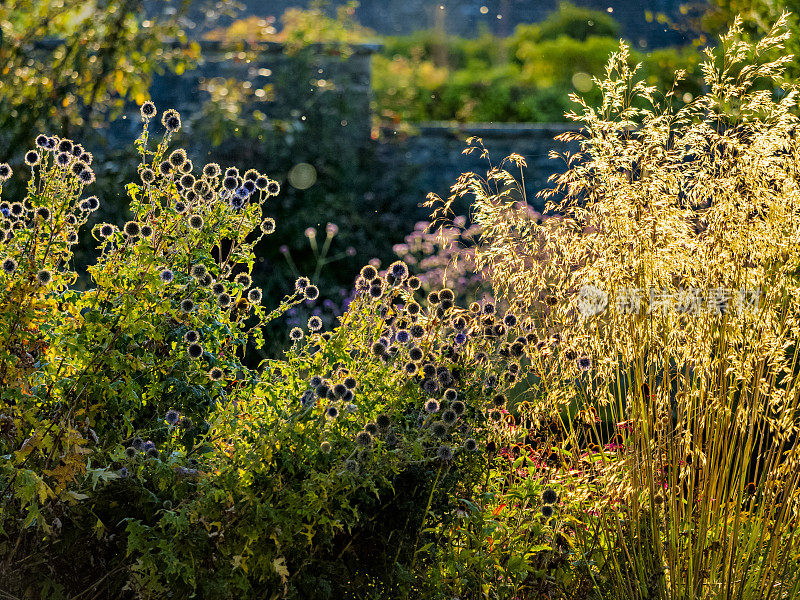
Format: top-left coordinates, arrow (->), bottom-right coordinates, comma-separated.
431,13 -> 800,600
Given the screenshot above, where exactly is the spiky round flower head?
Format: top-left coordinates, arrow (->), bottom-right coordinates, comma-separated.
444,388 -> 458,402
489,409 -> 502,422
174,200 -> 187,214
35,207 -> 51,222
294,277 -> 310,292
371,415 -> 389,433
36,269 -> 52,286
393,329 -> 410,344
332,383 -> 346,399
187,343 -> 203,359
408,347 -> 423,363
35,134 -> 48,148
222,167 -> 238,179
221,176 -> 238,193
70,160 -> 87,176
208,366 -> 224,381
160,268 -> 174,283
247,288 -> 263,304
202,163 -> 220,179
407,276 -> 421,290
217,293 -> 231,309
66,230 -> 78,244
289,327 -> 304,341
483,302 -> 496,314
243,179 -> 256,195
180,298 -> 195,313
451,402 -> 466,418
165,409 -> 180,426
427,291 -> 440,305
142,440 -> 155,452
207,285 -> 223,299
266,180 -> 280,195
140,100 -> 157,120
187,214 -> 204,230
162,109 -> 181,132
404,362 -> 417,375
57,139 -> 73,153
431,421 -> 448,439
409,324 -> 425,339
78,168 -> 95,184
388,260 -> 408,281
0,164 -> 12,181
253,175 -> 268,190
56,152 -> 71,167
320,441 -> 332,454
131,437 -> 144,450
325,405 -> 339,419
146,447 -> 159,459
24,150 -> 40,166
190,264 -> 207,280
371,341 -> 387,356
125,446 -> 138,459
360,265 -> 378,281
437,444 -> 454,461
442,409 -> 457,425
541,505 -> 554,518
157,161 -> 172,178
576,355 -> 593,371
180,174 -> 196,190
183,330 -> 200,345
503,312 -> 518,327
425,399 -> 440,413
259,218 -> 276,235
454,332 -> 468,346
344,459 -> 358,473
168,149 -> 186,168
355,430 -> 373,448
80,152 -> 93,164
308,315 -> 323,331
464,438 -> 478,452
2,257 -> 17,275
138,167 -> 156,184
9,203 -> 23,217
99,224 -> 115,239
124,221 -> 141,238
233,273 -> 251,289
244,169 -> 259,182
493,394 -> 507,408
542,488 -> 559,504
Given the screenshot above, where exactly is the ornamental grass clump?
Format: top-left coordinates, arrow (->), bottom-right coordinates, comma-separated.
439,13 -> 800,600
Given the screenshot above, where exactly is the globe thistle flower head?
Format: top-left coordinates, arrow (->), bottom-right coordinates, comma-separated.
452,400 -> 465,415
371,340 -> 387,356
247,288 -> 263,304
307,315 -> 323,331
234,273 -> 252,288
504,312 -> 518,327
356,430 -> 373,447
444,388 -> 458,402
289,327 -> 304,341
0,164 -> 12,181
132,437 -> 144,450
388,260 -> 408,282
454,332 -> 467,346
222,176 -> 238,192
360,265 -> 377,281
217,293 -> 231,308
260,218 -> 276,234
140,101 -> 157,120
489,409 -> 502,422
78,168 -> 95,184
146,447 -> 159,459
493,393 -> 507,408
211,282 -> 225,296
409,347 -> 423,362
158,161 -> 172,177
464,438 -> 478,452
304,285 -> 319,301
316,383 -> 331,399
142,440 -> 156,452
66,230 -> 79,244
159,268 -> 174,283
542,488 -> 559,504
119,466 -> 129,478
320,441 -> 332,454
190,264 -> 207,279
541,505 -> 554,518
180,174 -> 196,189
243,179 -> 256,194
124,221 -> 141,237
439,288 -> 454,302
174,200 -> 187,214
56,152 -> 71,167
483,302 -> 496,314
36,269 -> 52,286
180,298 -> 195,313
125,446 -> 138,459
187,343 -> 203,359
188,215 -> 204,230
35,134 -> 48,148
425,399 -> 440,413
442,409 -> 457,425
295,277 -> 310,292
79,152 -> 93,164
208,367 -> 224,381
577,355 -> 592,371
70,161 -> 87,176
162,109 -> 181,132
437,444 -> 454,461
36,207 -> 51,221
165,409 -> 180,426
266,180 -> 280,195
235,187 -> 250,201
169,149 -> 186,168
333,383 -> 347,399
325,405 -> 339,419
140,167 -> 156,184
202,163 -> 220,179
407,276 -> 421,290
57,139 -> 73,153
255,175 -> 269,190
395,329 -> 410,344
431,421 -> 448,439
343,377 -> 357,390
25,151 -> 40,166
2,257 -> 17,275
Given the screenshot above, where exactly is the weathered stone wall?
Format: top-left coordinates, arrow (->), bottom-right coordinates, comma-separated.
380,122 -> 582,213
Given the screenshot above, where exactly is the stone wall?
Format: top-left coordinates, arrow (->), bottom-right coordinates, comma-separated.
381,122 -> 582,214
